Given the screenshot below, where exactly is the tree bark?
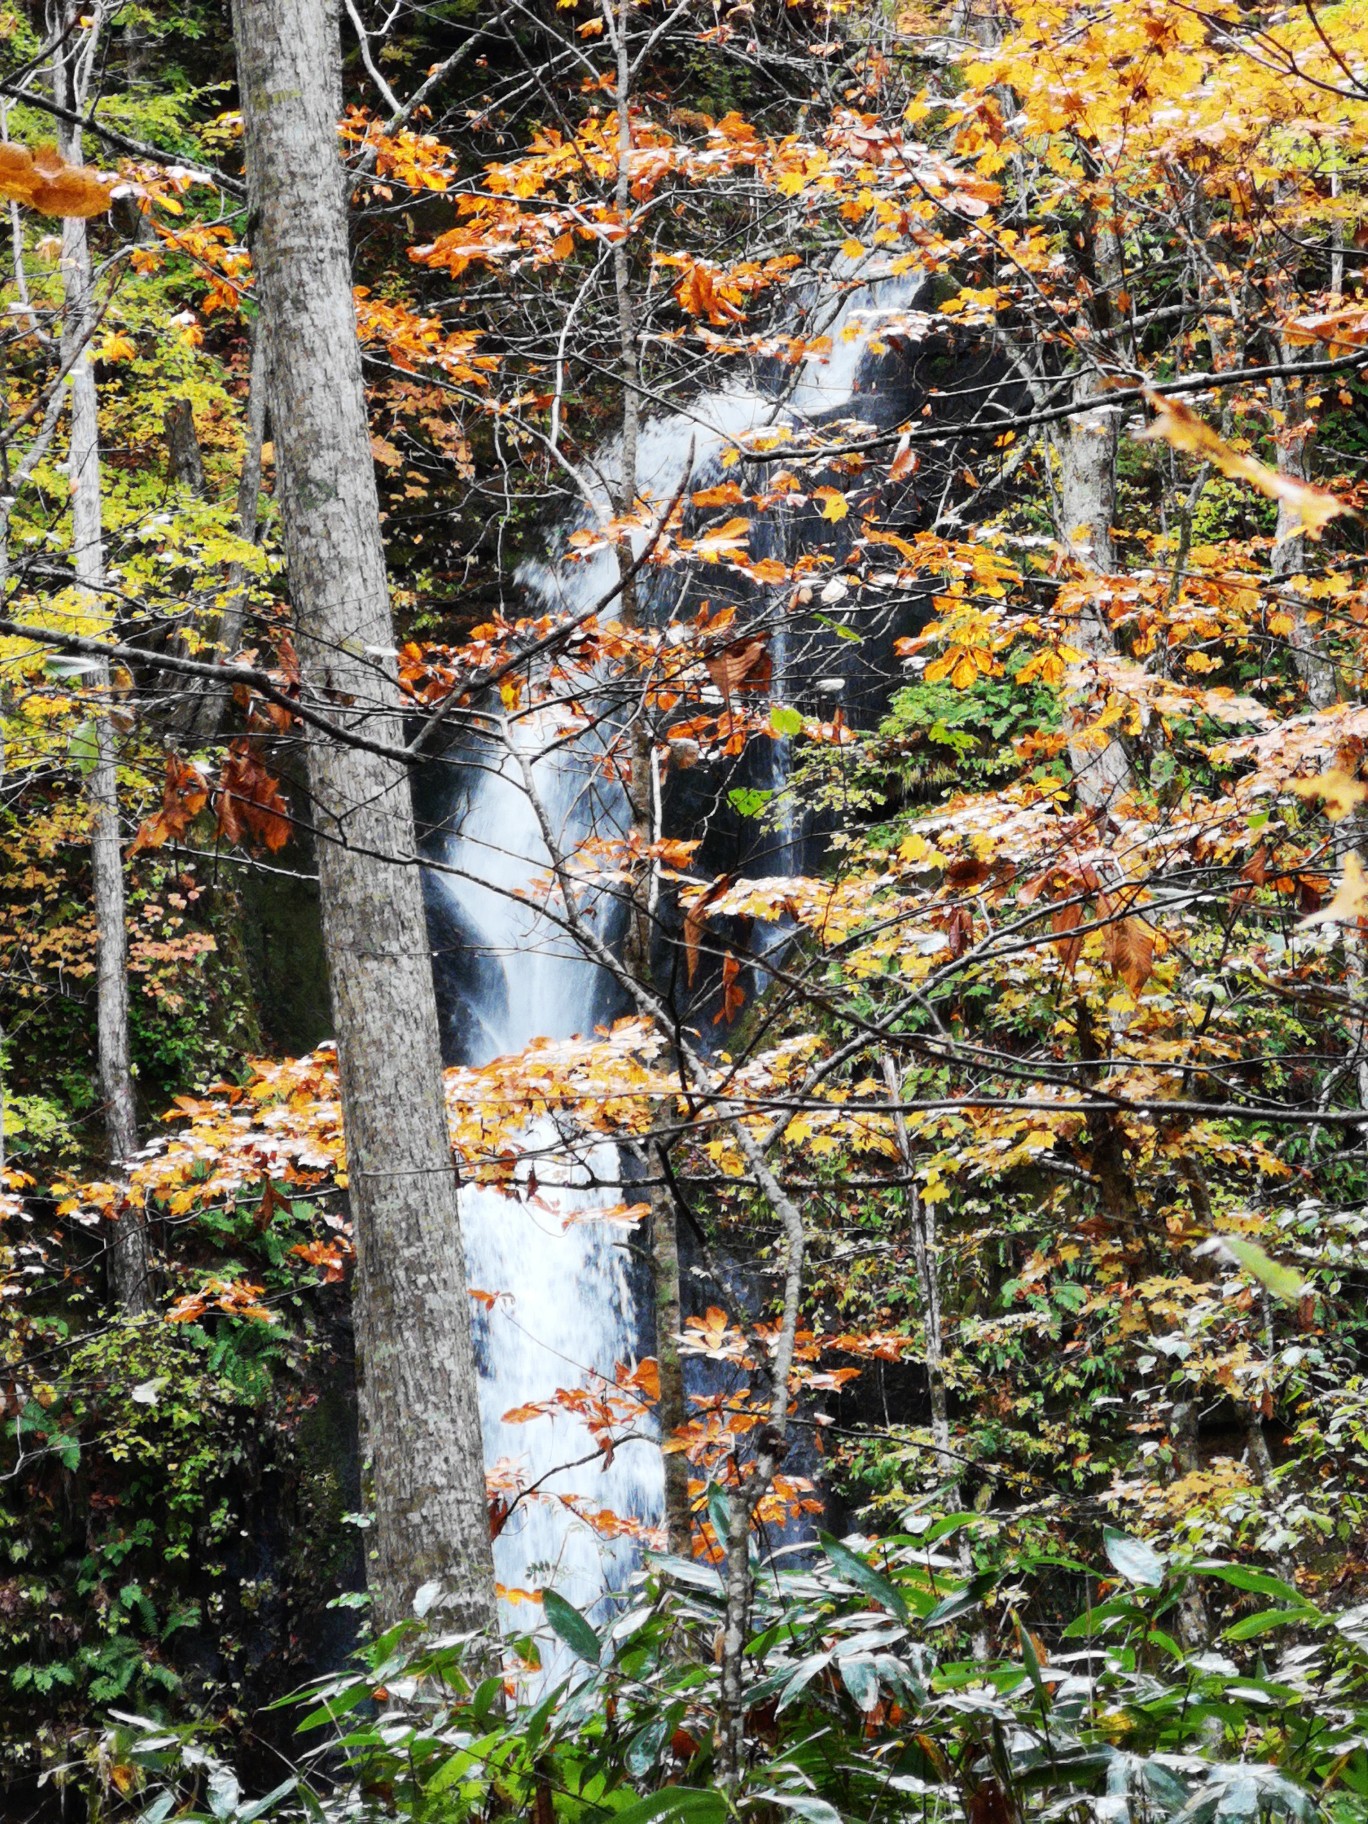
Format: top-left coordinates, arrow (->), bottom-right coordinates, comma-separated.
163,397 -> 208,495
1055,377 -> 1131,812
650,1146 -> 691,1553
231,0 -> 498,1639
1270,352 -> 1337,711
54,8 -> 152,1314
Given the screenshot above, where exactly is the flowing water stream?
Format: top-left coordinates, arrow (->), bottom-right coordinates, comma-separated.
424,265 -> 925,1643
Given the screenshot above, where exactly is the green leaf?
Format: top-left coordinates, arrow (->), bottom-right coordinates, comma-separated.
838,1653 -> 880,1711
654,1555 -> 724,1594
294,1678 -> 373,1731
626,1714 -> 673,1779
926,1573 -> 996,1627
207,1764 -> 241,1820
601,1788 -> 727,1824
238,1778 -> 298,1822
813,612 -> 862,642
928,718 -> 976,755
728,786 -> 773,819
706,1482 -> 732,1549
542,1589 -> 601,1665
777,1648 -> 834,1712
1222,1607 -> 1317,1641
762,1796 -> 843,1824
1016,1617 -> 1049,1709
1192,1562 -> 1305,1604
770,704 -> 804,737
44,654 -> 102,679
818,1532 -> 909,1624
1221,1237 -> 1308,1304
426,1747 -> 484,1797
68,719 -> 99,776
1103,1529 -> 1166,1587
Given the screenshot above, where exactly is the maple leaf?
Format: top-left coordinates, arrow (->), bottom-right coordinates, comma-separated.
675,262 -> 745,325
1139,393 -> 1354,538
812,486 -> 849,523
692,482 -> 746,509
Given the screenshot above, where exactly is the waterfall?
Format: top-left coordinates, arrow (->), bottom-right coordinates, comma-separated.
423,262 -> 925,1659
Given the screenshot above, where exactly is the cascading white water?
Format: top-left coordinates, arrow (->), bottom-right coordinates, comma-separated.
430,708 -> 666,1641
428,262 -> 925,1653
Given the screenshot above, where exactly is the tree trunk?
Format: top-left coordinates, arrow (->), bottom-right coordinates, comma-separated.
1056,377 -> 1131,811
55,15 -> 152,1315
231,0 -> 498,1639
1271,354 -> 1337,711
163,396 -> 208,495
650,1147 -> 691,1553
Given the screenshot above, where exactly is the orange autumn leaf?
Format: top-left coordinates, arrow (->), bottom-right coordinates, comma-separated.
692,515 -> 752,561
129,754 -> 211,856
704,636 -> 769,700
675,262 -> 746,325
0,139 -> 112,218
691,481 -> 746,509
216,741 -> 292,852
1099,894 -> 1156,995
714,951 -> 746,1024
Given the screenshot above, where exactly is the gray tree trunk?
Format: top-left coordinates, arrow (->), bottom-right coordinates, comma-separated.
1271,354 -> 1337,711
163,397 -> 208,496
231,0 -> 498,1639
55,14 -> 152,1314
1055,379 -> 1131,811
649,1149 -> 690,1553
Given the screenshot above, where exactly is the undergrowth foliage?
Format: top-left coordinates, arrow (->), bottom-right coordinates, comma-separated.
92,1529 -> 1368,1823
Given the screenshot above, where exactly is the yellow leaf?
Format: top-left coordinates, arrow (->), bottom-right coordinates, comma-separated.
1300,851 -> 1368,928
1292,769 -> 1368,821
1138,393 -> 1353,538
812,486 -> 848,523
